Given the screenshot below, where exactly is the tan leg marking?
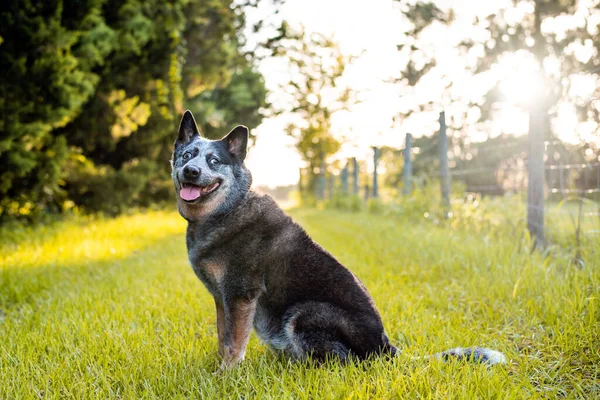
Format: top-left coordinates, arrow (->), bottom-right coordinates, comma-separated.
205,262 -> 224,284
220,297 -> 258,370
215,299 -> 225,357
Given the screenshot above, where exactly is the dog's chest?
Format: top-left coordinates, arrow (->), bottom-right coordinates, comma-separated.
186,230 -> 226,295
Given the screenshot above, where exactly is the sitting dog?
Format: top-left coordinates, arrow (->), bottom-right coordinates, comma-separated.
171,110 -> 506,370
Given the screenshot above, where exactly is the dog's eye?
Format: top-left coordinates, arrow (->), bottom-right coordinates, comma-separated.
183,152 -> 192,161
209,158 -> 220,166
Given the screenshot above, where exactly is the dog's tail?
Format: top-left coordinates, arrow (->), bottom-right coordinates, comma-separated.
405,347 -> 507,365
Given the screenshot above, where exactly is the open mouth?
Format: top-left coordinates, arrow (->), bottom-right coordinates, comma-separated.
179,180 -> 221,202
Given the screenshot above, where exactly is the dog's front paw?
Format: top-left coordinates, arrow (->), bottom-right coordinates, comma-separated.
212,363 -> 226,376
213,356 -> 243,375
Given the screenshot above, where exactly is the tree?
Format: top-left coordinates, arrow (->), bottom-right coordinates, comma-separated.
0,0 -> 275,218
189,67 -> 268,141
392,0 -> 600,135
0,0 -> 111,216
387,1 -> 599,196
274,26 -> 357,196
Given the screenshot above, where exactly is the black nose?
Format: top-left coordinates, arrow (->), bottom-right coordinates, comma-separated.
183,165 -> 200,179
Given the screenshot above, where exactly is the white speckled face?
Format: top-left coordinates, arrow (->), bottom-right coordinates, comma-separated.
171,111 -> 251,220
172,137 -> 235,204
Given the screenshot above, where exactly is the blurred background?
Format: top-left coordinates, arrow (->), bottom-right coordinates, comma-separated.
1,0 -> 599,251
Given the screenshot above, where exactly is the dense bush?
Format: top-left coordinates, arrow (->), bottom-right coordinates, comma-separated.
0,0 -> 268,220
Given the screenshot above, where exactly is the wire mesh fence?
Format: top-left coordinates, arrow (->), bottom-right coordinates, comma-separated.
300,111 -> 600,256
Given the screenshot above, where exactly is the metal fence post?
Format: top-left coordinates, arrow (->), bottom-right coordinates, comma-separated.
527,105 -> 545,247
404,133 -> 412,195
372,147 -> 379,198
439,112 -> 450,212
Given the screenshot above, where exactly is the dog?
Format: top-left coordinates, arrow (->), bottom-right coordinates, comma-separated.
171,110 -> 506,370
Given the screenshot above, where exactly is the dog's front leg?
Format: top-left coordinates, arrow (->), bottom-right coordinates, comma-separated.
219,296 -> 257,370
215,299 -> 225,357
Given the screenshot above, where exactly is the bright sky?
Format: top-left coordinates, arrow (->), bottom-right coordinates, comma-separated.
244,0 -> 599,187
246,0 -> 405,187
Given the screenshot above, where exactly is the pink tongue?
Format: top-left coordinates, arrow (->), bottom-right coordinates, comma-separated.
180,186 -> 201,201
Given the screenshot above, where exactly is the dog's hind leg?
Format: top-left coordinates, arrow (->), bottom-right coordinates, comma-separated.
281,302 -> 394,362
282,302 -> 351,362
288,328 -> 351,362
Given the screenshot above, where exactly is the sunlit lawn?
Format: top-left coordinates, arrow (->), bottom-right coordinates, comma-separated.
1,207 -> 599,398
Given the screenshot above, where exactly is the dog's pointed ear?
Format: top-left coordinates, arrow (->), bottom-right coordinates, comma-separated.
176,110 -> 199,146
222,125 -> 248,162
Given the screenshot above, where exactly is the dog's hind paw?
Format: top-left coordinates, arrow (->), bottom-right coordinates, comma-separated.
439,347 -> 507,365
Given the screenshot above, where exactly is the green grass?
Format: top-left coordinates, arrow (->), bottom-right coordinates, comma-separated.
1,208 -> 599,398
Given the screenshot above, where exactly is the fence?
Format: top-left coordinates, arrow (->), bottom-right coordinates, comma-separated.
301,111 -> 600,252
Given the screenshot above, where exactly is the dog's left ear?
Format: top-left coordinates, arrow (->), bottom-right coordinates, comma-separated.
222,125 -> 248,162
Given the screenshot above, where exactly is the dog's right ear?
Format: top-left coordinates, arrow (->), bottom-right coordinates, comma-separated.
176,110 -> 199,146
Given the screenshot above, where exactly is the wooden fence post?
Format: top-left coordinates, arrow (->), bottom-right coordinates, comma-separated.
439,112 -> 450,212
328,173 -> 334,199
372,147 -> 379,198
352,157 -> 359,196
341,164 -> 348,194
318,153 -> 326,200
403,133 -> 412,195
313,167 -> 318,200
527,105 -> 545,247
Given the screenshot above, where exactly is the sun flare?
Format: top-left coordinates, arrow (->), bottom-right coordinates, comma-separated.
500,72 -> 545,106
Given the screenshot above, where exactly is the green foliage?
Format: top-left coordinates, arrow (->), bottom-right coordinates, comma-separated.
63,154 -> 160,215
275,28 -> 357,196
387,184 -> 446,220
391,1 -> 452,111
191,67 -> 268,141
324,194 -> 363,212
0,0 -> 107,215
1,208 -> 599,397
366,198 -> 386,214
0,0 -> 271,220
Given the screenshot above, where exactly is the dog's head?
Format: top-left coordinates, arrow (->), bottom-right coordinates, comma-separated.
171,110 -> 252,220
